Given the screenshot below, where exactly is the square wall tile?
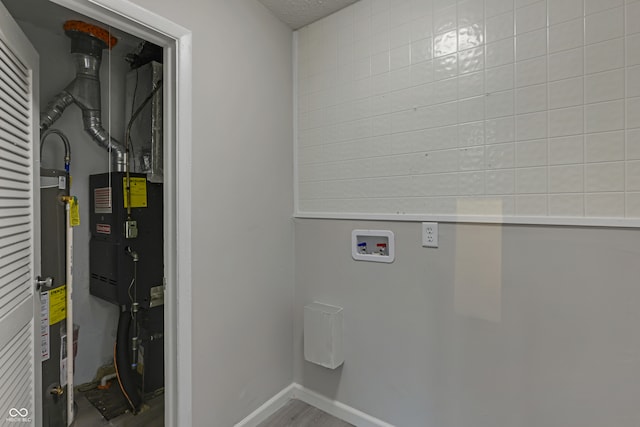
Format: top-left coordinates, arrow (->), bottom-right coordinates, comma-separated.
459,146 -> 486,170
486,142 -> 516,168
458,47 -> 485,74
410,60 -> 434,85
585,162 -> 625,191
549,194 -> 584,216
516,56 -> 547,86
432,76 -> 458,103
516,166 -> 547,193
411,15 -> 433,41
585,38 -> 624,74
585,193 -> 625,217
411,38 -> 433,64
459,171 -> 485,195
516,84 -> 547,114
516,139 -> 548,167
628,97 -> 640,128
548,48 -> 584,81
516,194 -> 548,215
549,18 -> 584,53
549,165 -> 584,193
486,90 -> 515,118
486,12 -> 514,43
459,71 -> 485,98
549,0 -> 584,26
628,129 -> 640,159
516,28 -> 547,62
389,67 -> 412,91
434,30 -> 458,57
549,106 -> 584,137
459,96 -> 486,123
549,135 -> 584,165
390,22 -> 412,48
486,169 -> 515,194
459,24 -> 485,51
433,53 -> 458,80
626,160 -> 640,190
371,11 -> 390,35
585,100 -> 625,133
585,131 -> 625,162
627,65 -> 640,97
372,51 -> 391,75
516,1 -> 547,34
585,0 -> 623,15
390,44 -> 411,70
629,33 -> 640,66
458,0 -> 485,27
486,0 -> 514,18
486,64 -> 515,92
434,4 -> 457,34
548,77 -> 584,109
486,117 -> 516,144
486,38 -> 515,68
585,69 -> 625,104
459,121 -> 485,146
626,192 -> 640,217
628,1 -> 640,34
516,112 -> 548,141
585,7 -> 624,45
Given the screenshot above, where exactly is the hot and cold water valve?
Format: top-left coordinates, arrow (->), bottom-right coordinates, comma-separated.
351,230 -> 395,263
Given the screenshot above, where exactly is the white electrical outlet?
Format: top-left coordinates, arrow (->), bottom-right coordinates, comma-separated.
422,222 -> 438,248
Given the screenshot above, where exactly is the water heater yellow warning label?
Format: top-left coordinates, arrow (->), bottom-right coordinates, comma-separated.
123,177 -> 147,208
49,285 -> 66,325
70,197 -> 80,227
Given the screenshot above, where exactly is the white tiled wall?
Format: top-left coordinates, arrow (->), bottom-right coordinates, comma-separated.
296,0 -> 640,220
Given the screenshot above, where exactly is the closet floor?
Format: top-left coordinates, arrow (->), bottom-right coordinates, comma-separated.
73,392 -> 164,426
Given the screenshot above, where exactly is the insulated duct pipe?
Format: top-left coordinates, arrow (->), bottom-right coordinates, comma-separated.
40,21 -> 126,171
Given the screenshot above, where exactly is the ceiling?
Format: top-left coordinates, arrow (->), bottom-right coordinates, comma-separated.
2,0 -> 142,49
4,0 -> 357,35
258,0 -> 359,29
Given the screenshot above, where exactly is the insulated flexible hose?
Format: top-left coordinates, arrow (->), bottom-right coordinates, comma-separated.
114,309 -> 141,413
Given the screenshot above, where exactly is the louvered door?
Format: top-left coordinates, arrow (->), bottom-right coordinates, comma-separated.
0,2 -> 39,425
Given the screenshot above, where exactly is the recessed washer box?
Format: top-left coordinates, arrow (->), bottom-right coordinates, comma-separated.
351,229 -> 395,263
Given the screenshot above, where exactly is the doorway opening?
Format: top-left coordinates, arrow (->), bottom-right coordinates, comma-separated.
2,0 -> 192,425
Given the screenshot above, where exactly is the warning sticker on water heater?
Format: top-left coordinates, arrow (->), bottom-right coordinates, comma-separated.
40,291 -> 50,362
49,285 -> 66,325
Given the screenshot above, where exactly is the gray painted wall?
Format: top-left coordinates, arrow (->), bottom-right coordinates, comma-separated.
18,19 -> 134,384
294,219 -> 640,427
126,0 -> 295,424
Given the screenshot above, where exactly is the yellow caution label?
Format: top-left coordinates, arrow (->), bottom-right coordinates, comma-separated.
69,197 -> 80,227
123,177 -> 147,208
49,285 -> 66,325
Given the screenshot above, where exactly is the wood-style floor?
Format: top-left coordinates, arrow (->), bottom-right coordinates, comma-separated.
257,399 -> 354,427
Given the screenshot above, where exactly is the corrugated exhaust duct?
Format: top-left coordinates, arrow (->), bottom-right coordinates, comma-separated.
40,21 -> 127,171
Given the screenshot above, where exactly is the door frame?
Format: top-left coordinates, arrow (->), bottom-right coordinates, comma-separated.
47,1 -> 193,426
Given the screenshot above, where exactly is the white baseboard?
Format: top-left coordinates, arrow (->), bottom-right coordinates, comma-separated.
234,382 -> 394,427
292,384 -> 395,427
233,384 -> 296,427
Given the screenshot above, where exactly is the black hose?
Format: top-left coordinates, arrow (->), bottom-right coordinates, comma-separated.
115,308 -> 141,413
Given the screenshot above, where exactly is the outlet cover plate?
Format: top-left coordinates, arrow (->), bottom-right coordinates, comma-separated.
422,222 -> 438,248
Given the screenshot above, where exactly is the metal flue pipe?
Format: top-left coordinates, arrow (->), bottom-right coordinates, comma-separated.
40,21 -> 127,171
